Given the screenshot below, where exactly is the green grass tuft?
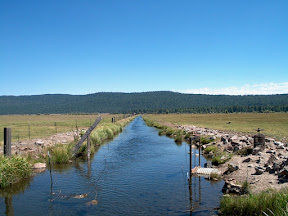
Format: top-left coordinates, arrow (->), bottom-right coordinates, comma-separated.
204,145 -> 218,154
220,188 -> 288,216
49,143 -> 73,164
0,156 -> 32,188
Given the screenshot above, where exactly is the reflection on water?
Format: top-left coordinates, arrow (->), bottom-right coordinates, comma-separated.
0,117 -> 223,215
0,177 -> 32,216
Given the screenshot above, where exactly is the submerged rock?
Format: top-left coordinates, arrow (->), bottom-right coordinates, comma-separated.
86,199 -> 98,206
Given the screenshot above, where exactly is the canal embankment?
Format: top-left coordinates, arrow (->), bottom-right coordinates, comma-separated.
142,114 -> 288,215
1,116 -> 224,215
0,116 -> 136,189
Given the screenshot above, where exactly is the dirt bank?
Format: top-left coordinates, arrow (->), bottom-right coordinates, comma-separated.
0,130 -> 79,158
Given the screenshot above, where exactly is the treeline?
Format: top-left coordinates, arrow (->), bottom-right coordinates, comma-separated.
0,91 -> 287,115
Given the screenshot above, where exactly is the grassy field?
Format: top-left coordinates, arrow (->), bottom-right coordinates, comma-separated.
0,114 -> 128,145
144,113 -> 288,142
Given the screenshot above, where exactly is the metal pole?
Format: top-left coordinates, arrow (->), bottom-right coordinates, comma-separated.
189,137 -> 192,178
48,151 -> 53,194
199,138 -> 201,167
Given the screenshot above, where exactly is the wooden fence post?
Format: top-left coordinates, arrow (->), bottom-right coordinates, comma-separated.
87,134 -> 91,160
4,128 -> 11,157
28,123 -> 31,139
72,116 -> 102,156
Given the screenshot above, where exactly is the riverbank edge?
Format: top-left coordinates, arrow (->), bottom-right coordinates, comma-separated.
0,116 -> 136,189
142,115 -> 288,215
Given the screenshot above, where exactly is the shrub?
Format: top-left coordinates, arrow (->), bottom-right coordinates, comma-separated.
158,129 -> 165,135
236,147 -> 253,156
212,153 -> 231,165
201,136 -> 214,144
49,143 -> 73,164
204,145 -> 218,154
0,156 -> 32,188
104,127 -> 114,139
174,130 -> 183,143
165,128 -> 174,136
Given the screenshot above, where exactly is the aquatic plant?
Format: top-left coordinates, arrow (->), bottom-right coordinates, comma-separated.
0,156 -> 32,188
49,143 -> 73,164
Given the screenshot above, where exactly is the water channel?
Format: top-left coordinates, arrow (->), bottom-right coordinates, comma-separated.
0,116 -> 224,215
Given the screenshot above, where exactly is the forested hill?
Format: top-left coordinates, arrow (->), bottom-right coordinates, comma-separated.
0,91 -> 287,115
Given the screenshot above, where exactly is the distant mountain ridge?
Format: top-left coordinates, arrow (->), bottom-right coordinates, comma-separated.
0,91 -> 287,114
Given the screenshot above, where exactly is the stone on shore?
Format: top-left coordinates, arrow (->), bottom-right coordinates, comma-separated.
33,163 -> 46,169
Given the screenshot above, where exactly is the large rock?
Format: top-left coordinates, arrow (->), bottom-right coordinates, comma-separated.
224,163 -> 239,174
222,178 -> 242,194
35,140 -> 44,146
33,163 -> 46,169
278,166 -> 288,183
252,147 -> 262,155
221,136 -> 229,144
242,157 -> 251,163
255,166 -> 265,175
278,166 -> 288,178
265,154 -> 278,166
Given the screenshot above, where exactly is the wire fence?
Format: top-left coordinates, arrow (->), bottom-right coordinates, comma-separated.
0,114 -> 133,145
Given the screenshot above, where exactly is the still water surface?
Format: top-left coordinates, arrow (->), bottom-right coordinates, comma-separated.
0,117 -> 223,215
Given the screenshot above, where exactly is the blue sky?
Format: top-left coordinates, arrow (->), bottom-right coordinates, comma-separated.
0,0 -> 287,96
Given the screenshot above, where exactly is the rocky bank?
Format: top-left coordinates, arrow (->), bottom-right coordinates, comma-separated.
177,124 -> 288,193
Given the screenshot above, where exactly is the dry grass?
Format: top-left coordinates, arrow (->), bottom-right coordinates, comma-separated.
144,113 -> 288,142
0,114 -> 127,145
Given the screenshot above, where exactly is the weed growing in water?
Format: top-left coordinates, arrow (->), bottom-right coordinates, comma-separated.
0,156 -> 32,188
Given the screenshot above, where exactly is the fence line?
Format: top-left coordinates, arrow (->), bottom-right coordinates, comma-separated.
0,114 -> 133,145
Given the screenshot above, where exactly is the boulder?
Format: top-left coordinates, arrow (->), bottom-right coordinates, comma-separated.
221,136 -> 228,144
275,141 -> 285,146
222,178 -> 242,194
220,155 -> 230,162
233,145 -> 240,152
35,140 -> 44,146
224,163 -> 239,174
225,145 -> 233,152
264,154 -> 278,167
266,165 -> 274,174
278,166 -> 288,178
242,157 -> 251,163
252,147 -> 262,155
255,166 -> 265,175
266,149 -> 276,154
33,163 -> 46,169
273,162 -> 281,172
276,144 -> 285,150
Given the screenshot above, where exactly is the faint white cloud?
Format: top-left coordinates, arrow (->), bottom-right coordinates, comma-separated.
177,82 -> 288,95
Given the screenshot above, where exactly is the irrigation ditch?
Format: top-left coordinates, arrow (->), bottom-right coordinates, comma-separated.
142,115 -> 288,215
0,115 -> 136,190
